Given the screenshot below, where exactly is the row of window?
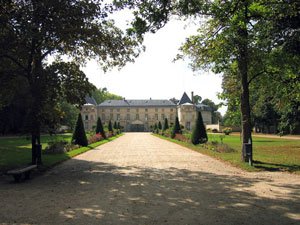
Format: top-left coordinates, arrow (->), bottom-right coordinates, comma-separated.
100,108 -> 175,113
84,114 -> 174,121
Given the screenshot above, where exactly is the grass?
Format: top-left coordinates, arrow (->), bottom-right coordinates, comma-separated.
155,133 -> 300,174
0,133 -> 122,173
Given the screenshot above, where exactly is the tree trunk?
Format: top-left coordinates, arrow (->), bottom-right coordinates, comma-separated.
238,1 -> 252,162
29,50 -> 43,165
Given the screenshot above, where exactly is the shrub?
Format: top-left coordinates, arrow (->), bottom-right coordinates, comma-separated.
212,128 -> 218,133
113,121 -> 117,129
96,117 -> 106,139
88,133 -> 104,144
45,141 -> 79,154
173,117 -> 181,135
223,127 -> 232,135
163,118 -> 169,130
108,120 -> 113,133
44,141 -> 67,154
206,128 -> 212,132
72,113 -> 88,146
191,112 -> 208,145
158,121 -> 162,130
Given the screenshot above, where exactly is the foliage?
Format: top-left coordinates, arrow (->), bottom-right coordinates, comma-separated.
158,121 -> 162,130
59,101 -> 80,131
163,118 -> 169,131
96,117 -> 106,139
0,133 -> 121,171
91,88 -> 123,104
191,112 -> 208,145
72,113 -> 88,147
223,127 -> 232,135
113,121 -> 118,130
1,0 -> 142,164
193,95 -> 202,104
116,0 -> 300,160
173,117 -> 181,135
108,120 -> 113,133
88,133 -> 104,145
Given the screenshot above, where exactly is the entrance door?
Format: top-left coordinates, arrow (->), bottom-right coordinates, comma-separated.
130,124 -> 145,132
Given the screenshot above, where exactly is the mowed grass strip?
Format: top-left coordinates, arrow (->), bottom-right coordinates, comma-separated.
155,133 -> 300,174
0,134 -> 121,172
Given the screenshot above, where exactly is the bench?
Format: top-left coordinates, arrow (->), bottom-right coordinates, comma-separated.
7,165 -> 37,182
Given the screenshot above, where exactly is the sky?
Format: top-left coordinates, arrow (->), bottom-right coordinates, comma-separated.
82,11 -> 226,114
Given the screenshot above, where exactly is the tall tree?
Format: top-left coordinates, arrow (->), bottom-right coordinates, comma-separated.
1,0 -> 141,164
114,0 -> 299,161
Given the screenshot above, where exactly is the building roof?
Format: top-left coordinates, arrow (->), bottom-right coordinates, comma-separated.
178,92 -> 193,105
84,96 -> 97,105
195,103 -> 212,111
98,99 -> 176,107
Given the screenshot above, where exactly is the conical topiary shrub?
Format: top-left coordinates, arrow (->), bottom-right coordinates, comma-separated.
108,120 -> 113,133
158,121 -> 162,130
191,111 -> 208,145
96,117 -> 106,139
72,113 -> 88,146
173,117 -> 181,133
163,118 -> 169,131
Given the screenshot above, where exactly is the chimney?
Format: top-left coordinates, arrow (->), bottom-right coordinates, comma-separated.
191,91 -> 194,103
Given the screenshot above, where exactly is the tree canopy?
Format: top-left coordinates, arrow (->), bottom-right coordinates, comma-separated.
1,0 -> 142,164
113,0 -> 300,161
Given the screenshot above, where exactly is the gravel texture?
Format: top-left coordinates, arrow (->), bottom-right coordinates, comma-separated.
0,132 -> 299,225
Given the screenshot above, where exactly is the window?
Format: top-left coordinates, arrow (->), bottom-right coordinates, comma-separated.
145,108 -> 148,112
145,114 -> 148,121
110,114 -> 113,120
155,114 -> 158,120
170,108 -> 173,112
127,108 -> 130,112
102,109 -> 105,112
91,115 -> 94,120
186,122 -> 191,130
136,114 -> 139,120
85,115 -> 88,120
117,114 -> 120,120
117,108 -> 120,112
162,108 -> 164,112
110,109 -> 113,113
170,114 -> 174,121
155,108 -> 158,112
161,114 -> 165,120
136,108 -> 139,112
102,114 -> 105,120
127,114 -> 130,120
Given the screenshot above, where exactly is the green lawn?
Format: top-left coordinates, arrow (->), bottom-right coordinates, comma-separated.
0,133 -> 120,172
156,133 -> 300,174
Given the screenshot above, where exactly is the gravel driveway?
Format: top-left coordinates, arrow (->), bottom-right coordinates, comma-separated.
0,133 -> 299,225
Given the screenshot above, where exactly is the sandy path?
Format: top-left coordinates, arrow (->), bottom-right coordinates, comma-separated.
0,133 -> 299,225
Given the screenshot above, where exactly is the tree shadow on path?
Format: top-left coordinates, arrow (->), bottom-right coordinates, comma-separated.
0,159 -> 299,225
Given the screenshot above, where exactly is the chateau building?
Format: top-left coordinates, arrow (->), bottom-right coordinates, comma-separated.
81,92 -> 212,132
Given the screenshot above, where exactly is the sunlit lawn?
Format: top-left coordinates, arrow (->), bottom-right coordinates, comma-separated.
0,133 -> 119,172
157,133 -> 300,174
